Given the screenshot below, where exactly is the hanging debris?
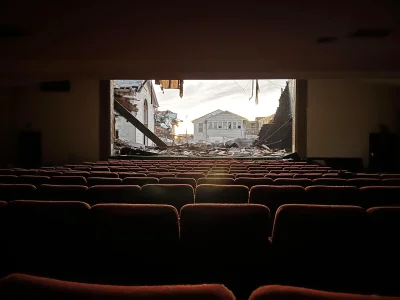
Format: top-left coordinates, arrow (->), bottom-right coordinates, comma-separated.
155,80 -> 184,98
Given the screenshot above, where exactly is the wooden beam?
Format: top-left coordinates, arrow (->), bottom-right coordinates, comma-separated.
114,99 -> 168,149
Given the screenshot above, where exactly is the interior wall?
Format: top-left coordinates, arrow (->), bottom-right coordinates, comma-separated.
0,87 -> 13,166
307,79 -> 400,167
11,80 -> 100,165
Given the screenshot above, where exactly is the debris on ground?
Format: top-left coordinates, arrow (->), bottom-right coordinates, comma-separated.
114,139 -> 287,157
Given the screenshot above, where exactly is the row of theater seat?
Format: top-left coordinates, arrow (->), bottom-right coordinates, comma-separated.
1,274 -> 399,300
1,175 -> 400,188
0,184 -> 400,210
0,202 -> 399,297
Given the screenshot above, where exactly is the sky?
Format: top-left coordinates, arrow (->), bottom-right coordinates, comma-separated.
153,80 -> 288,134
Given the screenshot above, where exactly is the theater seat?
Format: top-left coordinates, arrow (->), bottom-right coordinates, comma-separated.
196,184 -> 249,204
249,285 -> 396,300
235,178 -> 274,188
50,176 -> 87,186
40,185 -> 88,201
312,178 -> 349,186
141,184 -> 194,211
180,204 -> 270,298
382,179 -> 400,186
18,175 -> 50,187
176,172 -> 205,180
6,201 -> 90,281
272,204 -> 369,293
122,177 -> 158,186
118,172 -> 147,179
367,207 -> 400,295
0,184 -> 37,201
274,178 -> 313,187
197,178 -> 235,185
0,274 -> 235,300
159,177 -> 197,189
249,185 -> 306,234
360,186 -> 400,208
0,175 -> 19,184
347,178 -> 381,187
87,185 -> 142,206
305,186 -> 361,206
89,204 -> 179,285
87,177 -> 122,186
89,172 -> 118,178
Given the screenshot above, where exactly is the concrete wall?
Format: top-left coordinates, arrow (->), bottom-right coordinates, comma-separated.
307,79 -> 400,166
11,80 -> 100,165
193,111 -> 245,143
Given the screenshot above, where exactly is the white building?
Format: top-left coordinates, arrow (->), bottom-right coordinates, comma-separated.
192,110 -> 247,143
114,80 -> 159,147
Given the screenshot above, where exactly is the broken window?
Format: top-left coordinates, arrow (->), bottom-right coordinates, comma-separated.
208,122 -> 212,129
116,130 -> 119,139
218,122 -> 222,129
223,121 -> 227,129
198,123 -> 203,133
228,122 -> 232,129
233,122 -> 237,129
214,122 -> 217,129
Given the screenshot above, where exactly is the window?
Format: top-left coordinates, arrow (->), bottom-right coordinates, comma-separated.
228,122 -> 232,129
214,122 -> 217,129
218,122 -> 222,129
237,121 -> 241,129
251,122 -> 256,128
198,123 -> 203,133
223,121 -> 227,129
233,122 -> 236,129
116,130 -> 119,139
208,122 -> 212,129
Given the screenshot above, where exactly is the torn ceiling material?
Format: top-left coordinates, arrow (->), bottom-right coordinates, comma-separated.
155,80 -> 184,98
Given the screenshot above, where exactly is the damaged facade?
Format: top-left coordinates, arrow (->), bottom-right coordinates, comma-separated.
154,110 -> 180,145
257,81 -> 293,149
192,110 -> 247,143
113,80 -> 159,148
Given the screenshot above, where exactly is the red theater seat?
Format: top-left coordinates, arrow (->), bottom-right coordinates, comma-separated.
0,274 -> 235,300
196,184 -> 249,204
249,285 -> 396,300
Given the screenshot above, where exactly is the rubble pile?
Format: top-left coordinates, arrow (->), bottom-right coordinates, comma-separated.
116,137 -> 287,158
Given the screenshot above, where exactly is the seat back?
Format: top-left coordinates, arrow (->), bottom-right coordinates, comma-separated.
87,185 -> 142,206
196,184 -> 249,204
235,178 -> 274,188
141,184 -> 194,211
122,177 -> 158,186
360,186 -> 400,208
40,185 -> 88,201
89,204 -> 179,284
87,177 -> 122,186
0,184 -> 37,201
0,274 -> 235,300
50,176 -> 87,185
305,185 -> 360,206
274,178 -> 313,187
159,177 -> 197,189
7,201 -> 90,279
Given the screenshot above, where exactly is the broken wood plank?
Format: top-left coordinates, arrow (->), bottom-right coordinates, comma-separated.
114,99 -> 168,149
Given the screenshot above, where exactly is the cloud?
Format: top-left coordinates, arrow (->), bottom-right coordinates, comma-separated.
154,80 -> 288,134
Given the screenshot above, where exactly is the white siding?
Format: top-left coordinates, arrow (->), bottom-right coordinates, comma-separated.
193,111 -> 246,142
115,81 -> 157,147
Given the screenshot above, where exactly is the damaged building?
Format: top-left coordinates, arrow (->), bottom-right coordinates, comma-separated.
155,110 -> 180,145
113,80 -> 159,148
192,110 -> 247,143
256,80 -> 293,150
